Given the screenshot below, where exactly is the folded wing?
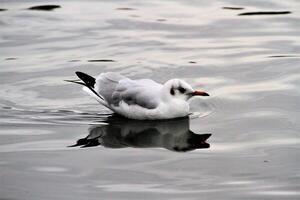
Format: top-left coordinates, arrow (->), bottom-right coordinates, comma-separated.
111,78 -> 162,109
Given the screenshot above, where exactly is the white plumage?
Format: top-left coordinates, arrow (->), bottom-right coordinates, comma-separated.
71,71 -> 209,120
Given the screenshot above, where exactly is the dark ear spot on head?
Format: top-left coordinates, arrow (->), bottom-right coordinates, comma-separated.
170,88 -> 175,95
178,87 -> 186,94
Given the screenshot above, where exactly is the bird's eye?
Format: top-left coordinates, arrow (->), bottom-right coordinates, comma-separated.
178,87 -> 186,94
170,88 -> 175,95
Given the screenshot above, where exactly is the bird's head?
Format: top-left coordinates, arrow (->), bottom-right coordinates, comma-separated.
161,79 -> 209,102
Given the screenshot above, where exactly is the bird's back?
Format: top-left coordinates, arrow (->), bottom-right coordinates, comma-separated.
95,72 -> 126,104
95,72 -> 162,110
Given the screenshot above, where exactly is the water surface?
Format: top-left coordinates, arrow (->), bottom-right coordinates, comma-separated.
0,0 -> 299,199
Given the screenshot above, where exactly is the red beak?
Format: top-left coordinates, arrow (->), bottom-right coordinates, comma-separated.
192,90 -> 209,96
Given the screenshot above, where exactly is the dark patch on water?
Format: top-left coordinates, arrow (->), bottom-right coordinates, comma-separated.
189,61 -> 197,64
116,7 -> 136,11
5,58 -> 17,60
222,6 -> 244,10
87,59 -> 116,62
268,55 -> 299,58
238,11 -> 291,16
129,14 -> 140,18
56,109 -> 76,113
0,8 -> 7,12
27,5 -> 61,11
2,106 -> 12,109
68,59 -> 81,62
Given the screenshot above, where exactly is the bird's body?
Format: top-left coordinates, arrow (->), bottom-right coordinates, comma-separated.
69,71 -> 209,120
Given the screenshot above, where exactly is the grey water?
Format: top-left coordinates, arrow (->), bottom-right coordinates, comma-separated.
0,0 -> 299,199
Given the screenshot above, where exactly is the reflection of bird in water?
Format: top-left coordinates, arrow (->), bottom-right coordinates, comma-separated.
66,71 -> 209,120
70,116 -> 211,152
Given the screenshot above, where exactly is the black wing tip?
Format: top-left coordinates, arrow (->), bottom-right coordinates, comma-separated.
75,71 -> 96,88
75,71 -> 84,76
73,71 -> 105,101
202,133 -> 212,140
75,71 -> 89,79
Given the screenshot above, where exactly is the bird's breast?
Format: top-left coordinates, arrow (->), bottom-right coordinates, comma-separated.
111,100 -> 189,120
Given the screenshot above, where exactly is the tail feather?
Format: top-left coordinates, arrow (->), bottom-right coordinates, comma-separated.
66,71 -> 110,109
74,71 -> 104,101
64,79 -> 85,86
75,71 -> 95,88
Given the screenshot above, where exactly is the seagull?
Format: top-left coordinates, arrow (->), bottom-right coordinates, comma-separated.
67,71 -> 209,120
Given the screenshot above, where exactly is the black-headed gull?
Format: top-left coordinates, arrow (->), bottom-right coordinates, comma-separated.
67,71 -> 209,120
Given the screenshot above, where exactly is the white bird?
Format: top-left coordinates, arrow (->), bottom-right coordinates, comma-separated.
67,71 -> 209,120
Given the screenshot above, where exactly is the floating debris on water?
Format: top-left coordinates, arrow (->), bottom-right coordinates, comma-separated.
0,8 -> 7,12
238,11 -> 291,16
222,7 -> 244,10
87,59 -> 116,62
27,5 -> 61,11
